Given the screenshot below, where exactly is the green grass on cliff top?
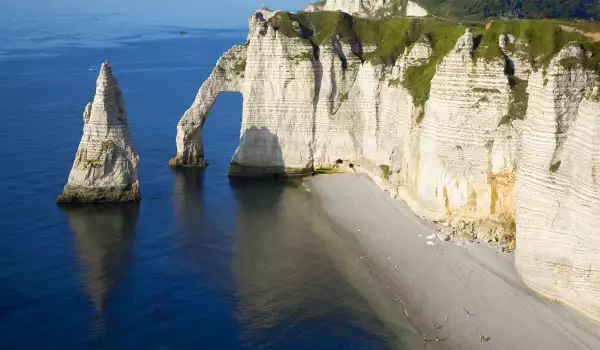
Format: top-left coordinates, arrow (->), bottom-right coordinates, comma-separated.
268,11 -> 600,106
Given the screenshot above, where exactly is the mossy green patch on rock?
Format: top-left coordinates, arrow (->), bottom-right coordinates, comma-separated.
379,164 -> 391,180
84,140 -> 116,168
499,78 -> 529,126
234,60 -> 247,75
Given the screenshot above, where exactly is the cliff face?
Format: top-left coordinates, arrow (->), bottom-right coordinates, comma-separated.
173,11 -> 600,322
58,61 -> 140,202
305,0 -> 427,17
517,47 -> 600,321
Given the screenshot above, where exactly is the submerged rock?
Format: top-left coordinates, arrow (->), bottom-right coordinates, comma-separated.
57,61 -> 140,202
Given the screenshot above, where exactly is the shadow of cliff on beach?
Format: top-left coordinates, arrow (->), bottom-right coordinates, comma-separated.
227,178 -> 411,348
229,126 -> 290,178
59,202 -> 139,334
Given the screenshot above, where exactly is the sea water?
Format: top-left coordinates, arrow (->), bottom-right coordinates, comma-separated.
0,15 -> 416,349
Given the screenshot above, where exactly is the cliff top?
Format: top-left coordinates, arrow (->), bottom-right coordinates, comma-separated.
270,11 -> 600,64
307,0 -> 600,21
266,11 -> 600,104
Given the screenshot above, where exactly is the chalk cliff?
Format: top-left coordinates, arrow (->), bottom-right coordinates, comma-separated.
58,61 -> 140,202
305,0 -> 427,17
173,11 -> 600,322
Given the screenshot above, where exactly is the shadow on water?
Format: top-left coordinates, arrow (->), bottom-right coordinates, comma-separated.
58,203 -> 139,335
170,166 -> 206,232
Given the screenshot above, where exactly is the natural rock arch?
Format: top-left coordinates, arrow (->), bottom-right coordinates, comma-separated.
169,45 -> 247,167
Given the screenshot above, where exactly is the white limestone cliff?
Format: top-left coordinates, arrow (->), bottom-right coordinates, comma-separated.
173,11 -> 600,322
58,61 -> 140,202
305,0 -> 427,18
516,45 -> 600,321
405,1 -> 428,16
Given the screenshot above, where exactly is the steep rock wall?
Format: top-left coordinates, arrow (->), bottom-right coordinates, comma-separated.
516,46 -> 600,321
173,11 -> 600,322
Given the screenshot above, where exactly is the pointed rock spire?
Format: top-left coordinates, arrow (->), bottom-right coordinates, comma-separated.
58,61 -> 140,202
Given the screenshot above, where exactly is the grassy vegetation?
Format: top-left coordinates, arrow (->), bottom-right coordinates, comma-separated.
267,11 -> 600,117
499,77 -> 529,125
269,11 -> 421,65
472,18 -> 600,94
402,22 -> 470,108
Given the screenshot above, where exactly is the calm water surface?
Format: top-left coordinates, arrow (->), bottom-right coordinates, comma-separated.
0,16 -> 416,349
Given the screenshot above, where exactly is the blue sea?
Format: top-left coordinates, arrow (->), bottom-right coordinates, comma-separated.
0,14 -> 416,349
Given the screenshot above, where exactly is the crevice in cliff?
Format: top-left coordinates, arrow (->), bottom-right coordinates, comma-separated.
331,34 -> 349,70
499,55 -> 529,127
310,49 -> 324,171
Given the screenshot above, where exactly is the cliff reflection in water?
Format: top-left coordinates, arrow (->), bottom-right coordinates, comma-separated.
171,167 -> 205,233
61,203 -> 138,329
229,178 -> 413,348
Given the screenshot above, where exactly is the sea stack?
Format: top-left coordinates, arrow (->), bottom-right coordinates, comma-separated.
57,61 -> 140,202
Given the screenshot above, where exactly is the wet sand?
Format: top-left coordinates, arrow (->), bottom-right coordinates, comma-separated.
307,173 -> 600,350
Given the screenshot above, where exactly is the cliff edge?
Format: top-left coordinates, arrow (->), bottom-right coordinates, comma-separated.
58,61 -> 140,202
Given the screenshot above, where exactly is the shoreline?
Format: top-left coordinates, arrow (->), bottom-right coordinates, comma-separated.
306,173 -> 600,349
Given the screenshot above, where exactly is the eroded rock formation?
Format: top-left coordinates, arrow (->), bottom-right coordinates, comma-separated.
58,61 -> 140,202
174,10 -> 600,322
305,0 -> 427,18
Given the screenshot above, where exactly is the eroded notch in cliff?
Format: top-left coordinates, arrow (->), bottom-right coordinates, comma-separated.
499,56 -> 529,126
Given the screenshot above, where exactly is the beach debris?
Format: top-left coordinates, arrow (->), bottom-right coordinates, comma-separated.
358,228 -> 361,232
418,234 -> 422,237
480,334 -> 490,342
426,234 -> 436,239
386,256 -> 391,260
395,265 -> 399,268
436,227 -> 454,241
463,308 -> 474,317
427,241 -> 435,246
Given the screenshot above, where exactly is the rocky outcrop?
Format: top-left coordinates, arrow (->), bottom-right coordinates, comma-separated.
405,1 -> 427,16
174,11 -> 600,322
305,0 -> 427,18
58,61 -> 140,202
